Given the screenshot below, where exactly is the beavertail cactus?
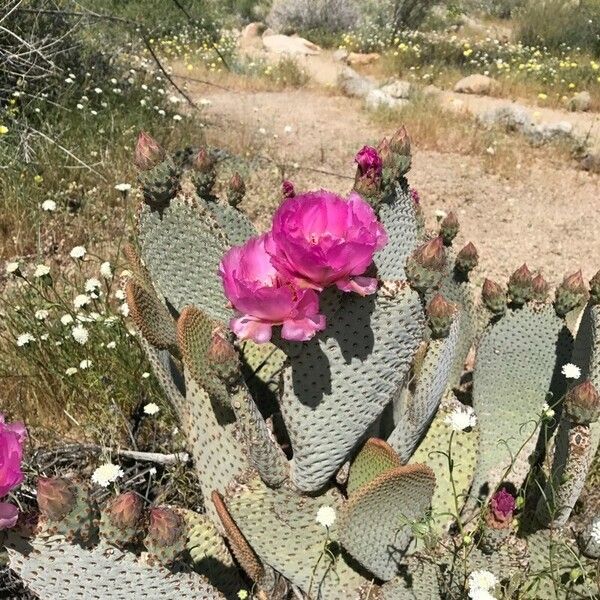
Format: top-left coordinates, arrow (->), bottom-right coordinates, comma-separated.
4,127 -> 600,600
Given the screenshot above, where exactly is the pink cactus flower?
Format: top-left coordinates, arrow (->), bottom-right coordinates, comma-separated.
219,233 -> 326,343
355,145 -> 383,180
490,488 -> 516,522
266,190 -> 388,296
0,413 -> 27,530
282,180 -> 295,198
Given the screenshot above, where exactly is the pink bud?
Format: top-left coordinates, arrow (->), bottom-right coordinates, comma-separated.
490,488 -> 516,522
37,477 -> 76,520
148,507 -> 184,547
106,492 -> 143,530
282,180 -> 295,198
134,131 -> 165,170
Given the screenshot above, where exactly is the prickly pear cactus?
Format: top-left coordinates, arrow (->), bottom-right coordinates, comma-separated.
6,130 -> 600,600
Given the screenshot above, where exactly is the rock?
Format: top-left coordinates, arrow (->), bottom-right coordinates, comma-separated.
333,49 -> 349,63
580,152 -> 600,173
423,84 -> 442,96
379,80 -> 411,99
569,91 -> 591,112
365,89 -> 409,110
454,74 -> 499,95
337,66 -> 377,99
479,103 -> 532,132
262,34 -> 321,56
524,121 -> 574,146
239,22 -> 266,51
347,52 -> 380,66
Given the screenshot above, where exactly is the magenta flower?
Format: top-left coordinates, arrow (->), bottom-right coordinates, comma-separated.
219,234 -> 326,343
0,413 -> 27,530
490,488 -> 516,522
266,191 -> 388,296
355,145 -> 382,180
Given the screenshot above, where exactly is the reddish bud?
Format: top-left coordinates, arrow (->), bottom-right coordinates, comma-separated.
590,270 -> 600,305
564,380 -> 600,424
482,278 -> 507,315
193,147 -> 216,173
105,492 -> 143,530
282,180 -> 295,198
37,477 -> 76,521
532,273 -> 549,302
490,489 -> 516,523
227,172 -> 246,207
134,131 -> 165,170
147,507 -> 184,547
427,294 -> 456,338
508,263 -> 533,306
389,126 -> 411,155
455,242 -> 478,275
440,211 -> 459,245
376,137 -> 392,166
555,270 -> 589,316
415,236 -> 446,270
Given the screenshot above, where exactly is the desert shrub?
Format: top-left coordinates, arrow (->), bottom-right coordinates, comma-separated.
362,0 -> 439,32
267,0 -> 361,33
516,0 -> 600,56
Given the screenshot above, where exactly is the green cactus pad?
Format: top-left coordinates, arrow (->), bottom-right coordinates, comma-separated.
123,243 -> 155,291
280,282 -> 424,491
222,476 -> 369,599
338,463 -> 436,581
470,304 -> 571,503
411,399 -> 479,538
5,534 -> 224,600
204,199 -> 256,247
239,340 -> 287,396
125,279 -> 178,352
375,185 -> 422,280
138,157 -> 181,209
388,316 -> 461,463
379,560 -> 441,599
347,438 -> 402,497
137,195 -> 231,323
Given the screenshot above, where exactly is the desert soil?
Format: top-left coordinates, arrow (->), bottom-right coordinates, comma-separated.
175,57 -> 600,287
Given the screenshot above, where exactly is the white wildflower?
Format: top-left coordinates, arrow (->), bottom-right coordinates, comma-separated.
16,333 -> 35,346
41,199 -> 57,212
315,505 -> 336,528
74,294 -> 91,309
258,127 -> 267,135
106,341 -> 117,349
589,518 -> 600,544
79,359 -> 92,369
114,183 -> 131,192
94,87 -> 102,94
144,402 -> 160,415
142,372 -> 150,379
199,98 -> 211,106
435,209 -> 447,219
173,114 -> 182,121
468,570 -> 498,595
61,314 -> 74,326
541,402 -> 555,420
468,590 -> 496,600
70,245 -> 87,259
284,125 -> 293,133
71,325 -> 89,345
33,264 -> 50,278
5,262 -> 20,275
65,367 -> 78,376
561,363 -> 581,379
445,405 -> 477,432
35,309 -> 49,321
114,289 -> 126,300
119,302 -> 129,317
85,277 -> 101,293
100,261 -> 113,278
40,333 -> 49,341
237,591 -> 249,600
91,462 -> 124,487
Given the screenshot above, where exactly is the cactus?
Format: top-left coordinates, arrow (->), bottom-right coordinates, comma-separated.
5,129 -> 600,600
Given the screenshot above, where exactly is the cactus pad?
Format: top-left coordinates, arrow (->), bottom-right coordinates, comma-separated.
338,463 -> 436,581
347,438 -> 402,497
280,282 -> 424,491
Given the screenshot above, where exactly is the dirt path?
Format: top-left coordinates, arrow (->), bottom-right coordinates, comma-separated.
180,64 -> 600,286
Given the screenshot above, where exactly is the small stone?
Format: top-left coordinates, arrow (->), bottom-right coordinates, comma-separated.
379,80 -> 411,99
568,91 -> 591,112
365,89 -> 409,110
454,74 -> 499,95
337,67 -> 377,99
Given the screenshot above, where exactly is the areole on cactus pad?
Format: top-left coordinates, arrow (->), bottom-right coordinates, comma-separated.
3,128 -> 600,600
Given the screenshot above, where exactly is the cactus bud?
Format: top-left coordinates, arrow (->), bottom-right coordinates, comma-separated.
208,329 -> 239,385
147,507 -> 184,547
455,242 -> 478,275
439,211 -> 459,245
227,172 -> 246,207
193,147 -> 216,173
427,294 -> 456,338
490,488 -> 516,523
105,492 -> 143,531
191,148 -> 217,197
405,237 -> 446,292
376,137 -> 392,166
482,278 -> 507,315
389,125 -> 411,155
508,263 -> 533,306
532,273 -> 549,302
564,380 -> 600,424
282,180 -> 295,198
354,145 -> 382,199
37,477 -> 77,521
134,131 -> 165,170
555,270 -> 589,317
590,270 -> 600,305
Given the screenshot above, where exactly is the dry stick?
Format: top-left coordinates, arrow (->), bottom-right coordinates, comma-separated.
171,72 -> 232,92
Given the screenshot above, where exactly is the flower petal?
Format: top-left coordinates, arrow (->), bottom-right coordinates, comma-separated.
230,316 -> 273,344
335,276 -> 378,296
281,314 -> 326,341
0,502 -> 18,530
